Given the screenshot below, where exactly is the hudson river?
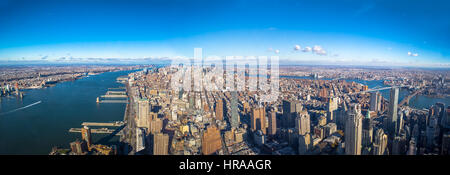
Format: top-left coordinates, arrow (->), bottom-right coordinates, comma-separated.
0,70 -> 135,154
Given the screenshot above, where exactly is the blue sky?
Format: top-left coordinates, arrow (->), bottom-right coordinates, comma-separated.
0,0 -> 449,67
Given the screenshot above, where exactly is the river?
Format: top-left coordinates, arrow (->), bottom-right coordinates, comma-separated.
281,75 -> 450,110
0,70 -> 135,154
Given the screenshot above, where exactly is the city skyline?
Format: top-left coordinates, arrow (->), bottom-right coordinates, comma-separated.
0,0 -> 449,67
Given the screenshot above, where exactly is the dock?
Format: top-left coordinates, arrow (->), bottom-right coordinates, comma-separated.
100,94 -> 128,98
81,121 -> 125,127
98,100 -> 128,103
69,128 -> 123,136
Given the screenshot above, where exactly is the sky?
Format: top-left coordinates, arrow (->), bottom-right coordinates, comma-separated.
0,0 -> 449,67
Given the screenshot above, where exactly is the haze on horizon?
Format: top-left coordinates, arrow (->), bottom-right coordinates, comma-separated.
0,0 -> 449,68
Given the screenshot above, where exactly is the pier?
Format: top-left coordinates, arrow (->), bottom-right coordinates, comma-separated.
81,121 -> 125,127
96,88 -> 128,103
98,99 -> 128,103
69,128 -> 123,136
108,87 -> 126,90
106,91 -> 126,95
100,94 -> 128,98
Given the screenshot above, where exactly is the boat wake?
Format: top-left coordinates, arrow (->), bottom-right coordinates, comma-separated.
0,101 -> 42,116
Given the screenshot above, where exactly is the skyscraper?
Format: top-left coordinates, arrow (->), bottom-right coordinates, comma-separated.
138,98 -> 150,128
251,107 -> 266,135
136,128 -> 146,153
362,111 -> 373,148
327,97 -> 338,123
153,133 -> 169,155
295,110 -> 310,135
268,110 -> 277,136
373,128 -> 388,155
369,91 -> 380,112
148,117 -> 163,135
345,104 -> 363,155
298,133 -> 311,155
215,99 -> 224,121
388,88 -> 399,138
230,91 -> 240,128
202,125 -> 223,155
282,100 -> 301,128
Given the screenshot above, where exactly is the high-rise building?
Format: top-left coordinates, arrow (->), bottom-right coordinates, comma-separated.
388,88 -> 399,138
153,133 -> 169,155
369,91 -> 380,112
362,111 -> 373,148
335,101 -> 348,130
136,128 -> 146,153
268,110 -> 277,136
251,107 -> 266,135
215,99 -> 224,121
373,128 -> 388,155
202,125 -> 223,155
81,126 -> 92,149
327,97 -> 338,123
282,100 -> 301,128
345,104 -> 363,155
328,97 -> 338,112
230,91 -> 240,128
298,133 -> 311,155
138,99 -> 150,128
295,110 -> 310,135
148,118 -> 163,135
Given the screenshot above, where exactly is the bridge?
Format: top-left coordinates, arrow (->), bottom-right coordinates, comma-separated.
399,89 -> 422,106
81,121 -> 125,127
347,85 -> 410,96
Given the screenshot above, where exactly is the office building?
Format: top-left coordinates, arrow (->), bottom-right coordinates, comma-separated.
251,107 -> 266,135
230,91 -> 240,128
268,110 -> 277,136
138,99 -> 150,128
153,133 -> 169,155
362,111 -> 373,148
298,133 -> 311,155
295,110 -> 310,135
388,88 -> 399,138
136,128 -> 146,153
215,99 -> 224,121
345,104 -> 363,155
202,125 -> 222,155
373,128 -> 388,155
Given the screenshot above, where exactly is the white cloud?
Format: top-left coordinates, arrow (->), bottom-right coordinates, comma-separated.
408,51 -> 419,57
294,45 -> 301,51
312,45 -> 327,56
274,49 -> 280,54
302,46 -> 312,52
